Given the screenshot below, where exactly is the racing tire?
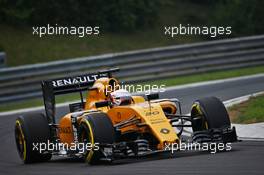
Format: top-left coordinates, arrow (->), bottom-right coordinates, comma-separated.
15,113 -> 52,163
191,96 -> 231,132
79,112 -> 115,165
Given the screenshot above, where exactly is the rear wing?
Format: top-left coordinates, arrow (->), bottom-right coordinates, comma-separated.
41,68 -> 119,124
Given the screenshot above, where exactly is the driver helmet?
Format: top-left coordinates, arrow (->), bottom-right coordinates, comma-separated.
110,89 -> 132,106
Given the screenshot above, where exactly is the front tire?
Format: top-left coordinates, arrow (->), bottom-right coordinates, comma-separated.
15,113 -> 52,163
79,112 -> 115,164
191,96 -> 231,132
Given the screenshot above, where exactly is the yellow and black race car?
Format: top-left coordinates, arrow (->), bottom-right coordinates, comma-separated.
14,68 -> 237,164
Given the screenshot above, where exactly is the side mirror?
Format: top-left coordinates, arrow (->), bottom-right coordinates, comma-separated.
95,100 -> 110,108
146,93 -> 159,101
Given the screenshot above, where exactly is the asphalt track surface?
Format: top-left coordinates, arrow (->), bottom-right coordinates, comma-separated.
0,74 -> 264,175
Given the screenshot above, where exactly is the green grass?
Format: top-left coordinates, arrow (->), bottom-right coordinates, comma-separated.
147,65 -> 264,86
0,93 -> 85,112
0,1 -> 211,67
228,94 -> 264,124
0,65 -> 263,112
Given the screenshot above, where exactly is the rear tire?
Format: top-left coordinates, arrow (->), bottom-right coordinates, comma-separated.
79,112 -> 115,164
15,113 -> 52,163
191,97 -> 231,132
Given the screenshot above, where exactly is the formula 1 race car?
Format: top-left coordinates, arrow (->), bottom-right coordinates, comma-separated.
15,68 -> 237,164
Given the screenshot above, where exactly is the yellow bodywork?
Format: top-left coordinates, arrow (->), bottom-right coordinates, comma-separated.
58,77 -> 179,150
107,102 -> 179,149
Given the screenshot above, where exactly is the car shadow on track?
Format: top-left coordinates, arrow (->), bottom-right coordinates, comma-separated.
46,148 -> 239,166
109,149 -> 239,166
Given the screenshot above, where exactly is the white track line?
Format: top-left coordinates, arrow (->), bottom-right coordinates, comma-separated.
224,91 -> 264,108
0,73 -> 264,116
